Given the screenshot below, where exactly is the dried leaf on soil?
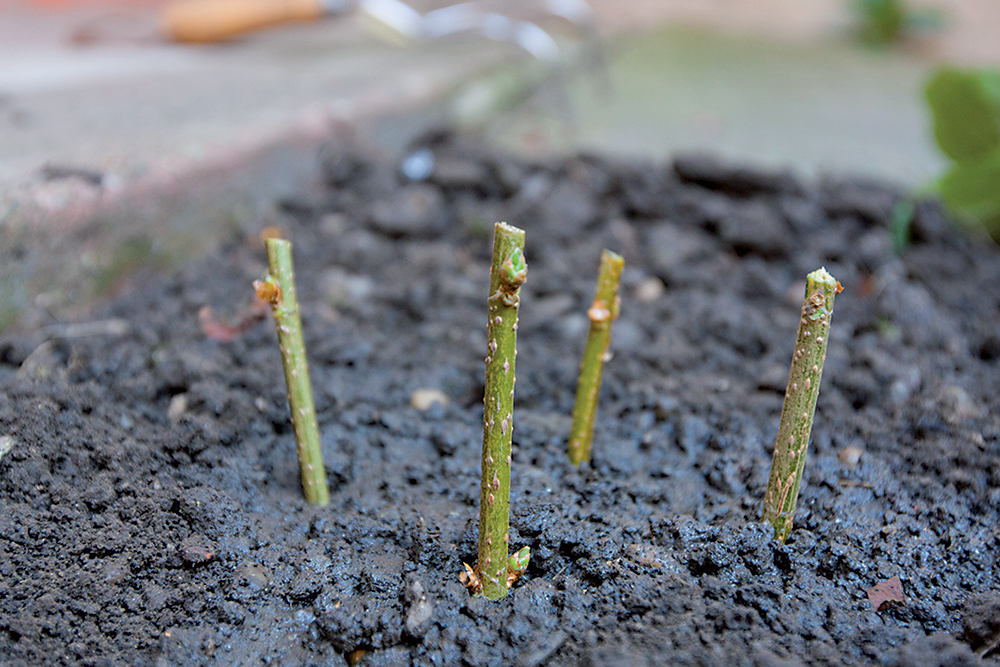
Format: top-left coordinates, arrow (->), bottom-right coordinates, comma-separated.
868,575 -> 905,612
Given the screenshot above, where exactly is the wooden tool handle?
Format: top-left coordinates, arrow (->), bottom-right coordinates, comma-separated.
161,0 -> 326,43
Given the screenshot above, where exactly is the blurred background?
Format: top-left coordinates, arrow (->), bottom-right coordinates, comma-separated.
1,0 -> 999,329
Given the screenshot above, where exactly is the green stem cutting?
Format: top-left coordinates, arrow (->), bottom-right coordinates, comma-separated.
477,222 -> 528,600
254,238 -> 330,506
568,249 -> 624,467
761,267 -> 841,542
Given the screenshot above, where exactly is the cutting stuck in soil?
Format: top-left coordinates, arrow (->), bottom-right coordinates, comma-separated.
1,134 -> 998,666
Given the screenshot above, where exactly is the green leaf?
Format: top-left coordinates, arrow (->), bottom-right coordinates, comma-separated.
857,0 -> 905,44
925,68 -> 1000,162
889,199 -> 914,255
939,148 -> 1000,207
938,147 -> 1000,235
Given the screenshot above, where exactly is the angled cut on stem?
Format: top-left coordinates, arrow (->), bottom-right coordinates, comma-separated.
474,222 -> 530,600
568,249 -> 624,467
254,238 -> 330,506
761,267 -> 842,542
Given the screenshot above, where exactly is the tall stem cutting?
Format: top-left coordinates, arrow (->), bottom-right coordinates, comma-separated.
568,249 -> 624,466
254,238 -> 329,506
762,267 -> 841,542
478,222 -> 527,600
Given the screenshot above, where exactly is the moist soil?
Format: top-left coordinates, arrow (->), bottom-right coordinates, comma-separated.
1,134 -> 999,667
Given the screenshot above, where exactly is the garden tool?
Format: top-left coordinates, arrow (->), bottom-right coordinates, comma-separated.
161,0 -> 352,43
161,0 -> 606,139
161,0 -> 595,66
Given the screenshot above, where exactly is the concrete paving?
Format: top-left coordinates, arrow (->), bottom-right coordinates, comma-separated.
3,0 -> 999,332
495,0 -> 1000,186
0,6 -> 520,330
485,25 -> 950,186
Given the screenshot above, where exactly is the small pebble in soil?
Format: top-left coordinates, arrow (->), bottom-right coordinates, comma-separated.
180,534 -> 216,564
0,435 -> 15,461
634,276 -> 665,302
404,579 -> 434,637
410,388 -> 449,411
101,558 -> 130,585
168,393 -> 188,423
838,445 -> 863,467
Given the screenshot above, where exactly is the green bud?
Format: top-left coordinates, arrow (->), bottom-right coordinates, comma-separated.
501,247 -> 528,288
508,546 -> 531,575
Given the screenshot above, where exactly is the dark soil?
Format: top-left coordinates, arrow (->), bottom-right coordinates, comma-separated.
2,133 -> 999,667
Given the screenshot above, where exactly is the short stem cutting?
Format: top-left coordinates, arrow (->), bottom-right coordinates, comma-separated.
761,267 -> 841,542
254,238 -> 329,506
477,222 -> 528,600
568,249 -> 624,467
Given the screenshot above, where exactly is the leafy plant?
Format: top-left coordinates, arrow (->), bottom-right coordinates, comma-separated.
856,0 -> 905,44
762,268 -> 841,543
854,0 -> 944,46
925,66 -> 1000,238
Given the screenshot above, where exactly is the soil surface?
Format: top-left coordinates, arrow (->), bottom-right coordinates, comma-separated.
1,134 -> 999,666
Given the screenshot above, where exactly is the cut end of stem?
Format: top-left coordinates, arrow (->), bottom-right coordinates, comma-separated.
808,266 -> 836,286
808,266 -> 844,296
